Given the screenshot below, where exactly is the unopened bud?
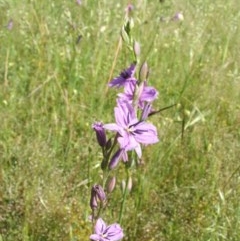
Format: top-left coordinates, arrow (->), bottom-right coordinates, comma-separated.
141,103 -> 152,121
90,184 -> 106,210
133,41 -> 140,58
139,62 -> 149,82
121,177 -> 132,193
127,176 -> 133,192
106,138 -> 112,151
90,188 -> 98,210
106,176 -> 116,193
109,149 -> 123,170
92,122 -> 107,147
125,4 -> 134,17
93,184 -> 106,202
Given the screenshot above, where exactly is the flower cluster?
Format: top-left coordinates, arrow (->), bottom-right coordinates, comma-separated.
94,63 -> 159,168
90,62 -> 160,240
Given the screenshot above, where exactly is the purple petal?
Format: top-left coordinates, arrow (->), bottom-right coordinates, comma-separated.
117,80 -> 136,103
109,149 -> 124,169
103,123 -> 121,132
141,103 -> 152,121
90,234 -> 101,241
105,223 -> 124,240
109,76 -> 127,88
134,143 -> 142,157
134,122 -> 159,144
140,86 -> 158,102
95,218 -> 107,235
118,133 -> 140,154
109,64 -> 136,88
114,105 -> 128,127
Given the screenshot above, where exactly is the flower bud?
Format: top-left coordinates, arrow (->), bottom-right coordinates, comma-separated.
133,41 -> 140,58
106,176 -> 116,193
90,187 -> 98,210
109,149 -> 123,170
125,4 -> 134,17
139,62 -> 149,82
141,103 -> 152,121
93,184 -> 106,202
127,176 -> 133,192
105,138 -> 112,151
92,122 -> 107,147
90,184 -> 106,210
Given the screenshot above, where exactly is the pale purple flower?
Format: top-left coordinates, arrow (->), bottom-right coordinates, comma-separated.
109,64 -> 137,88
92,122 -> 107,147
104,101 -> 159,158
118,81 -> 158,108
90,218 -> 124,241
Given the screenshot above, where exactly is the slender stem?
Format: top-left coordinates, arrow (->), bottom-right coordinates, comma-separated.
105,37 -> 122,94
118,168 -> 129,224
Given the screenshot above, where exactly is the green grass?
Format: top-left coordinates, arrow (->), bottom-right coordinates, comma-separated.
1,0 -> 240,240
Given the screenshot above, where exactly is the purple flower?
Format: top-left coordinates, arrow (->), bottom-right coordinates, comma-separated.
90,218 -> 124,241
104,101 -> 159,158
109,64 -> 137,88
92,122 -> 107,147
118,81 -> 158,109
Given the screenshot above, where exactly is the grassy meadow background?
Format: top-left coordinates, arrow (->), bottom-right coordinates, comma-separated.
1,0 -> 240,240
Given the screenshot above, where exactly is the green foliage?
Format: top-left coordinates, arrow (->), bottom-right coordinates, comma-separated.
0,0 -> 240,240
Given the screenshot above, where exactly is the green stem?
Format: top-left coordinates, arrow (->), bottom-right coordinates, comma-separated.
118,168 -> 129,224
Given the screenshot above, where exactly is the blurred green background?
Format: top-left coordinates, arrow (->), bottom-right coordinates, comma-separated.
0,0 -> 240,240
